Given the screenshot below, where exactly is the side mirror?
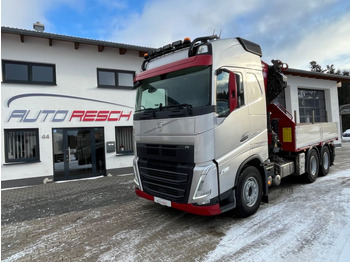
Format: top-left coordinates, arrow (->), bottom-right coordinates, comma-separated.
229,72 -> 238,112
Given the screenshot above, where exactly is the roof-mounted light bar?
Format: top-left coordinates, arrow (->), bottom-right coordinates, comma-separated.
142,37 -> 193,71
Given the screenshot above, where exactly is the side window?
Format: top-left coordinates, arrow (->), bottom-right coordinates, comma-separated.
246,73 -> 262,103
5,129 -> 40,163
115,126 -> 134,155
216,71 -> 230,116
235,72 -> 244,108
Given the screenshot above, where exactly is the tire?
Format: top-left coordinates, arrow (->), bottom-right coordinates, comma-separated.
319,146 -> 330,176
236,166 -> 262,218
304,148 -> 319,183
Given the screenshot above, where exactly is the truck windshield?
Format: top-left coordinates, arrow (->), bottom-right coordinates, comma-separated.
135,66 -> 211,112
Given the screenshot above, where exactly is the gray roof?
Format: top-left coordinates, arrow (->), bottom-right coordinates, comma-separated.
285,68 -> 350,83
1,26 -> 154,53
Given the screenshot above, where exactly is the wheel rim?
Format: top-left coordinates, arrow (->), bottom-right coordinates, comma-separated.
323,151 -> 329,170
310,155 -> 317,176
243,177 -> 259,207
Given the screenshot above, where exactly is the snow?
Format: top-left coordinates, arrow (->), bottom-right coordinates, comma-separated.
203,168 -> 350,262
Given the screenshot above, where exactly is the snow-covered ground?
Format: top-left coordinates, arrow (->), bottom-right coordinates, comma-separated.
204,168 -> 350,262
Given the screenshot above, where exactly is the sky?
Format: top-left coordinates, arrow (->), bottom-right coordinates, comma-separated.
1,0 -> 350,71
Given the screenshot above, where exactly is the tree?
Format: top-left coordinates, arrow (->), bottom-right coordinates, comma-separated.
324,64 -> 336,74
309,61 -> 322,72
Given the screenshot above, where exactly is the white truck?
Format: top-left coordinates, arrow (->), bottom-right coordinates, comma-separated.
132,35 -> 338,217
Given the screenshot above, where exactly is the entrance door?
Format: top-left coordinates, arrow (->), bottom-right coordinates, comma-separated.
53,127 -> 105,181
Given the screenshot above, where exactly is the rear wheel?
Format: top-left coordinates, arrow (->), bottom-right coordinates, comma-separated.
236,166 -> 262,218
304,148 -> 319,183
319,146 -> 330,176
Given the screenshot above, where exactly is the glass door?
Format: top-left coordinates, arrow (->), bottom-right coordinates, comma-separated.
53,128 -> 105,181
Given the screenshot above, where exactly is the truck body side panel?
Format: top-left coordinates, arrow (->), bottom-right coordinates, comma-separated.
295,122 -> 338,150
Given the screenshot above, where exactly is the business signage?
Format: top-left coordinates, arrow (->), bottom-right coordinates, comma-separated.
6,93 -> 134,123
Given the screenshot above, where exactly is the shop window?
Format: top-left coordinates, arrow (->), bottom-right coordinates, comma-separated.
298,89 -> 326,123
2,60 -> 56,85
115,126 -> 134,154
97,69 -> 135,88
4,129 -> 40,163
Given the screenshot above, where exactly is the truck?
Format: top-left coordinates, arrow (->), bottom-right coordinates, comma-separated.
132,35 -> 338,217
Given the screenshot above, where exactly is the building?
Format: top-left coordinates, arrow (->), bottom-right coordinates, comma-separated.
2,28 -> 348,188
1,27 -> 153,188
280,68 -> 350,140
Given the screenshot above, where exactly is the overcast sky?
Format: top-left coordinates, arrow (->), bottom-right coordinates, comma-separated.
2,0 -> 350,71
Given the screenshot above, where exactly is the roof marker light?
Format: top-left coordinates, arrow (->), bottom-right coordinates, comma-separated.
184,37 -> 191,44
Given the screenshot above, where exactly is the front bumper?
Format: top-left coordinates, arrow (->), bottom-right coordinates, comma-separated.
135,188 -> 221,216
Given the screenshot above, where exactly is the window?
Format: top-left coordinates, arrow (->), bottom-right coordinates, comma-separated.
4,129 -> 40,163
97,69 -> 135,88
2,60 -> 56,85
298,89 -> 326,123
115,126 -> 134,154
216,71 -> 229,116
235,72 -> 244,108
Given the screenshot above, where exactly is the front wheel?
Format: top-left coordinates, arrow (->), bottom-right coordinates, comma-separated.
236,166 -> 262,218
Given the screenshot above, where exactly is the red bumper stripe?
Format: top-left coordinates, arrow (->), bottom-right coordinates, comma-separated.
135,188 -> 221,216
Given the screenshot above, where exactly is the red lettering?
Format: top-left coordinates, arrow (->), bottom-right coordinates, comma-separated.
69,111 -> 85,121
83,110 -> 97,121
119,111 -> 132,121
96,111 -> 109,121
108,111 -> 121,121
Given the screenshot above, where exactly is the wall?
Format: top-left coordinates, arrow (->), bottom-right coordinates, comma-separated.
1,33 -> 143,184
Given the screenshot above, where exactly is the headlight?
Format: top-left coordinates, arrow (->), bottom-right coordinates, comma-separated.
193,164 -> 215,200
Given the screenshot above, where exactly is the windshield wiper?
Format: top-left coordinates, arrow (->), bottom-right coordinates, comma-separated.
160,103 -> 193,115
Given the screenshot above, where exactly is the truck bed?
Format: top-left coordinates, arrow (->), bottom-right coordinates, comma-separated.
295,122 -> 338,150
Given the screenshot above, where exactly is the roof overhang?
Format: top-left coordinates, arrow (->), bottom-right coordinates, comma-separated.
1,26 -> 154,56
285,68 -> 350,83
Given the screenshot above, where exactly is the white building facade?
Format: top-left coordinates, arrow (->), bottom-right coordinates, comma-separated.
1,27 -> 153,188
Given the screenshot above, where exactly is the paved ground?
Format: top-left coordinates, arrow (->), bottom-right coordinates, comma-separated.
2,143 -> 350,262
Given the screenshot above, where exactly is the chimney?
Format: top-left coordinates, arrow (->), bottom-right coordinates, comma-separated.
33,21 -> 45,32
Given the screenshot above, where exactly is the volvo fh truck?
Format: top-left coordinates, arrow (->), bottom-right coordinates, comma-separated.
132,35 -> 338,217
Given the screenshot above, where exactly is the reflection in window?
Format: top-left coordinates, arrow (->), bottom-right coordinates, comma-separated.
216,71 -> 229,116
298,89 -> 326,123
5,129 -> 40,163
235,72 -> 244,108
2,60 -> 56,85
97,68 -> 135,88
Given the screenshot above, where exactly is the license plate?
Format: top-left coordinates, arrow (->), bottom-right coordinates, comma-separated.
154,196 -> 171,207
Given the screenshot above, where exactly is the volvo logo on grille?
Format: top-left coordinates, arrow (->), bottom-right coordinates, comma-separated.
157,122 -> 163,132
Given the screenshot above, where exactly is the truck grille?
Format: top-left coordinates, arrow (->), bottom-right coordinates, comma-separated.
137,143 -> 195,203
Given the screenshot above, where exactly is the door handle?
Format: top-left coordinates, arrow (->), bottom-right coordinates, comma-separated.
67,147 -> 71,162
240,134 -> 249,142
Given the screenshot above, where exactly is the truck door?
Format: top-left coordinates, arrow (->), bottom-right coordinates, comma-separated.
215,69 -> 250,194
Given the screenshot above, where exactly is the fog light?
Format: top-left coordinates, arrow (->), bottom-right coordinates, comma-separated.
197,199 -> 210,205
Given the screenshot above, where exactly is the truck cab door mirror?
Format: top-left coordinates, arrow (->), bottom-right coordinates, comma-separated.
229,72 -> 238,112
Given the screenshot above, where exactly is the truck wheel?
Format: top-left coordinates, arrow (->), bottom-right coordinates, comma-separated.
236,166 -> 262,218
304,148 -> 319,183
319,146 -> 330,176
